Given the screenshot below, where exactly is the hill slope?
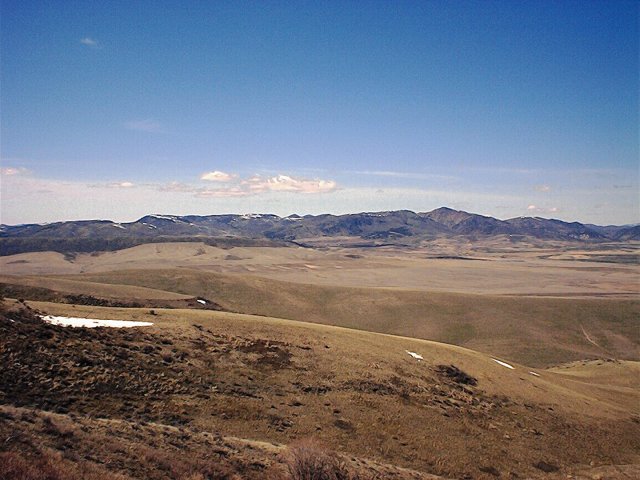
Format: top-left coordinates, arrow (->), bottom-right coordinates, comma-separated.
4,267 -> 638,367
1,299 -> 638,479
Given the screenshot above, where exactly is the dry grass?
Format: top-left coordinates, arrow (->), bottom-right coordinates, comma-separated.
0,450 -> 127,480
1,240 -> 639,479
2,242 -> 638,366
283,439 -> 353,480
0,274 -> 189,301
2,241 -> 637,297
0,404 -> 434,480
3,297 -> 639,480
41,267 -> 640,367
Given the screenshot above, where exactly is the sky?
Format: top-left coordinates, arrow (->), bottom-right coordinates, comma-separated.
1,0 -> 638,225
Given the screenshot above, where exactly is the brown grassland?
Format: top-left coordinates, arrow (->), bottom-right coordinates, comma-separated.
1,240 -> 638,479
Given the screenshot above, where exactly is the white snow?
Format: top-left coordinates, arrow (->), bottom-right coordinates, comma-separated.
406,351 -> 423,360
150,214 -> 177,222
142,222 -> 157,229
528,371 -> 540,377
492,358 -> 515,369
112,223 -> 126,229
41,315 -> 153,328
197,299 -> 207,305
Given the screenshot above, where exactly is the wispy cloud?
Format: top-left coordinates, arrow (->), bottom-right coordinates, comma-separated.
124,119 -> 166,134
146,173 -> 339,198
89,181 -> 136,189
0,166 -> 30,176
200,171 -> 235,182
527,204 -> 559,214
242,174 -> 337,194
2,171 -> 637,226
195,187 -> 250,198
464,166 -> 540,175
107,181 -> 135,188
80,37 -> 99,48
352,170 -> 458,181
196,172 -> 337,196
157,181 -> 196,193
535,184 -> 551,192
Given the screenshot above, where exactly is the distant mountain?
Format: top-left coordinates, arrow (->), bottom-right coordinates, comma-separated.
503,217 -> 607,241
1,208 -> 637,255
585,223 -> 640,241
421,207 -> 515,236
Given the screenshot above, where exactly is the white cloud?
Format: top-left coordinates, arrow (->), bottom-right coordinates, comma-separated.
200,171 -> 235,182
108,181 -> 135,188
80,37 -> 99,47
197,172 -> 338,196
535,184 -> 551,192
0,167 -> 30,176
124,119 -> 166,133
242,174 -> 337,194
88,181 -> 136,189
527,204 -> 559,214
1,168 -> 636,226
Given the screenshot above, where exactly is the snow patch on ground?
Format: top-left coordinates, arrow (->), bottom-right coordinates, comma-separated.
150,214 -> 177,222
41,315 -> 153,328
240,213 -> 275,220
492,358 -> 515,369
112,223 -> 126,229
528,371 -> 540,377
406,351 -> 423,360
197,299 -> 207,305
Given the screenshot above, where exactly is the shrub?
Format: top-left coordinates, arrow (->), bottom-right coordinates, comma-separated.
283,438 -> 352,480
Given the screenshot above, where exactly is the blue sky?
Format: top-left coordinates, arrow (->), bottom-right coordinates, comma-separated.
1,0 -> 638,224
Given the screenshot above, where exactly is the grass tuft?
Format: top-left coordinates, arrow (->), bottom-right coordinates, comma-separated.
283,438 -> 355,480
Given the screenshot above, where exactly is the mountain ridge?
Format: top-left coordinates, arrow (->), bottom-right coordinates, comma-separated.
1,207 -> 638,255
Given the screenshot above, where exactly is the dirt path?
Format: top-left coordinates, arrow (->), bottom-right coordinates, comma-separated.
580,324 -> 603,349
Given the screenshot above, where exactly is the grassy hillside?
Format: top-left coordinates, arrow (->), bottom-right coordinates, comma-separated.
2,299 -> 638,479
46,268 -> 640,367
0,274 -> 191,301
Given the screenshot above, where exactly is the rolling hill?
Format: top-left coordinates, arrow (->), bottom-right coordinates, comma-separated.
1,298 -> 639,479
1,266 -> 638,367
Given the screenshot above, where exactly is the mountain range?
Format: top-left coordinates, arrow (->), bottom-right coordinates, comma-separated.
1,207 -> 638,255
